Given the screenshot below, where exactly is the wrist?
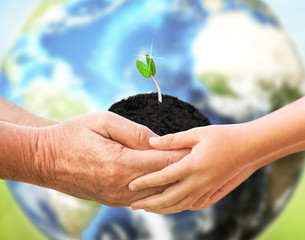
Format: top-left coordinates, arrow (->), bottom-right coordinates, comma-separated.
224,123 -> 258,168
220,122 -> 271,168
0,121 -> 40,183
247,98 -> 305,163
0,121 -> 59,188
238,116 -> 300,168
31,125 -> 60,188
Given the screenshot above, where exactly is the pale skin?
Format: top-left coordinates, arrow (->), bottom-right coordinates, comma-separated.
129,96 -> 305,214
0,97 -> 188,207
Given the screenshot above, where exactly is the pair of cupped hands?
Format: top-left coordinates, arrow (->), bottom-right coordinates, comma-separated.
31,111 -> 261,214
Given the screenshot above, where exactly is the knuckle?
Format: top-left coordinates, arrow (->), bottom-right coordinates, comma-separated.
135,124 -> 151,145
159,173 -> 169,184
163,134 -> 175,146
164,156 -> 172,168
103,111 -> 115,121
116,144 -> 128,158
97,112 -> 112,136
103,166 -> 120,186
164,153 -> 178,168
101,111 -> 118,128
99,111 -> 110,125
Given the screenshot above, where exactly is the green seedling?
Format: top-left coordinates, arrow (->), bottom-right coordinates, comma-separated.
136,54 -> 162,103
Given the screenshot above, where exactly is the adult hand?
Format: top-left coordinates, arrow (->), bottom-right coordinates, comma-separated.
16,111 -> 188,207
128,124 -> 256,214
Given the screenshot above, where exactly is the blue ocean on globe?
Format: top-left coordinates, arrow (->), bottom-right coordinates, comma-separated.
1,0 -> 304,239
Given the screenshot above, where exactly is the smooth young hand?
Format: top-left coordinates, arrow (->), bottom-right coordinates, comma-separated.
129,124 -> 253,214
129,96 -> 305,214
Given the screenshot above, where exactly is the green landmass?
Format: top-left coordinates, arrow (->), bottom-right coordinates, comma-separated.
258,80 -> 303,111
198,72 -> 239,98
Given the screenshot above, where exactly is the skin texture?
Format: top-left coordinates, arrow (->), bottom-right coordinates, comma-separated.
0,97 -> 188,207
129,96 -> 305,214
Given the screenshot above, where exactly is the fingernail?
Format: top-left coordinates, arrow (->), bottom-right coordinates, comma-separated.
149,137 -> 160,145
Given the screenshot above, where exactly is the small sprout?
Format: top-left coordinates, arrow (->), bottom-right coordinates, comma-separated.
136,60 -> 151,78
136,54 -> 162,103
146,54 -> 156,76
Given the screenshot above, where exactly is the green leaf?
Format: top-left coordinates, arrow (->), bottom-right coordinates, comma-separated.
146,54 -> 156,76
136,60 -> 150,78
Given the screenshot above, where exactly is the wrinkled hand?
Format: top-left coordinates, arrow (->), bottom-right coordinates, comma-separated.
34,111 -> 188,207
128,124 -> 256,214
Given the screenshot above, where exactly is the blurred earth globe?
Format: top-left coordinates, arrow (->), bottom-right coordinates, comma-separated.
0,0 -> 304,240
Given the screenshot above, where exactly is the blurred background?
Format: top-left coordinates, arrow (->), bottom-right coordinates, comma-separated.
0,0 -> 305,239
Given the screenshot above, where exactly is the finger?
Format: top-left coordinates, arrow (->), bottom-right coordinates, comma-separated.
91,111 -> 158,150
204,178 -> 244,207
190,176 -> 243,210
145,189 -> 205,214
190,191 -> 212,209
130,179 -> 192,210
129,154 -> 192,191
204,166 -> 255,207
131,148 -> 190,174
149,128 -> 200,150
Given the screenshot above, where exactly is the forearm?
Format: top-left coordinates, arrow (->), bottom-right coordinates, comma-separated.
0,97 -> 56,127
242,96 -> 305,167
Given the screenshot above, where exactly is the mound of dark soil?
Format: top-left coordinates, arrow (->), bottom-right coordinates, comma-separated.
109,93 -> 211,136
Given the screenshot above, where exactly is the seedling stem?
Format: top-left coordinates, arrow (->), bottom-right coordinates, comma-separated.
150,75 -> 162,103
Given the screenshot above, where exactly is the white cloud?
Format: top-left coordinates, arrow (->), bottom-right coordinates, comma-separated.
38,0 -> 127,34
193,11 -> 303,83
192,11 -> 305,120
203,0 -> 224,12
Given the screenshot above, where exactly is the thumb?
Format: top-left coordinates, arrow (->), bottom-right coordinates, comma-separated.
90,111 -> 157,150
149,128 -> 199,150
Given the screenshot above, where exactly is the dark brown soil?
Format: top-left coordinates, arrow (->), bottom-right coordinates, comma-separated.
108,93 -> 211,136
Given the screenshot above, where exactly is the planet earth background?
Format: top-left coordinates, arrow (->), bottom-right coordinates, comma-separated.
0,0 -> 305,239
